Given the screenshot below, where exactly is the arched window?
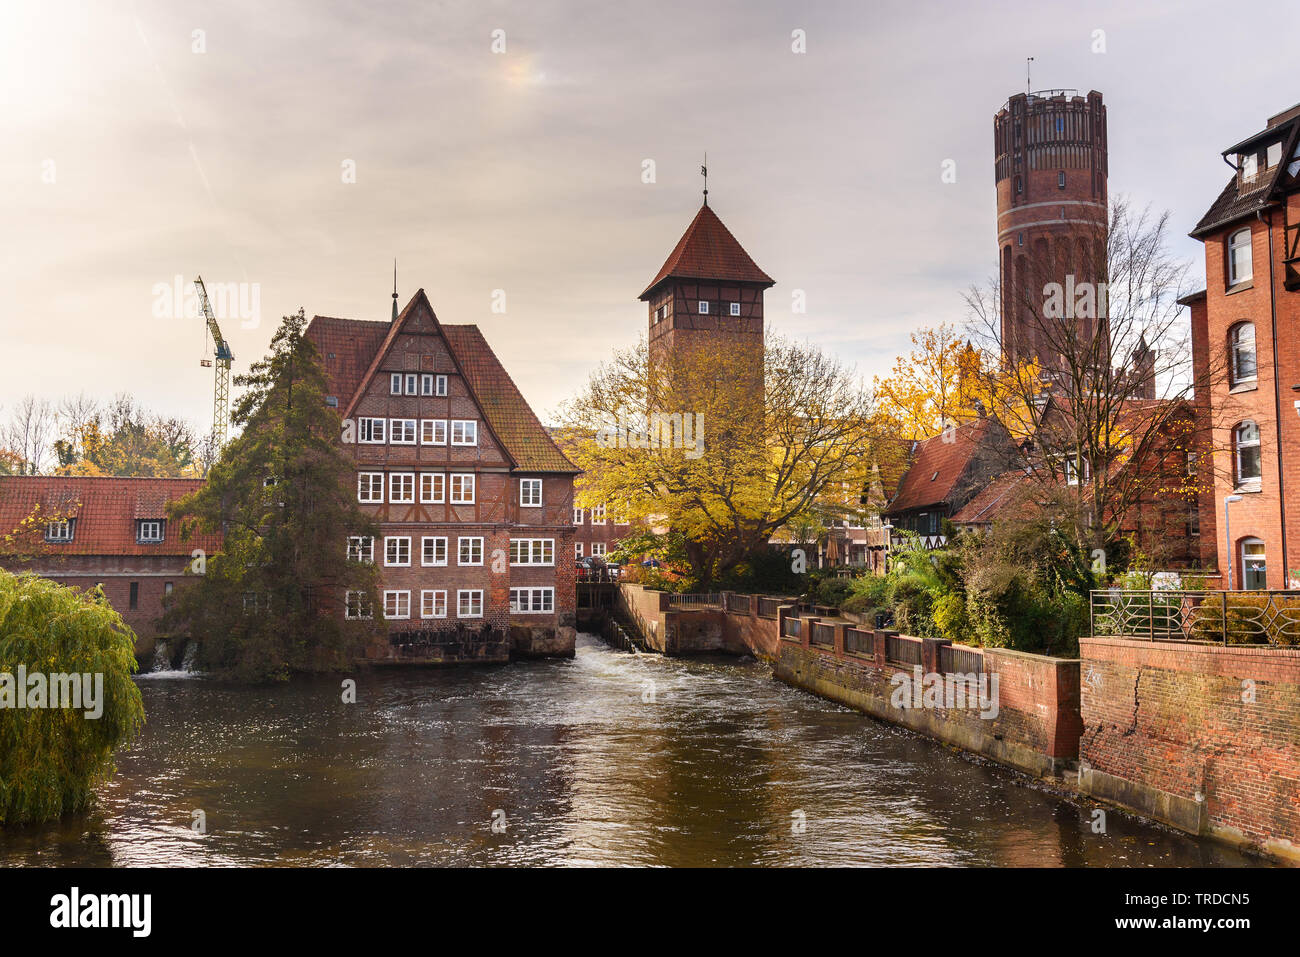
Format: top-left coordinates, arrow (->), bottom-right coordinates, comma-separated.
1229,322 -> 1257,386
1241,537 -> 1267,590
1234,420 -> 1262,487
1227,227 -> 1253,285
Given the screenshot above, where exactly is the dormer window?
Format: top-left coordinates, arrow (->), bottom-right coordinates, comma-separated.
137,520 -> 165,544
45,519 -> 74,543
698,301 -> 709,314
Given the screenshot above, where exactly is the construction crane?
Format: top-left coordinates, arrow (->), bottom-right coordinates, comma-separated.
194,276 -> 234,448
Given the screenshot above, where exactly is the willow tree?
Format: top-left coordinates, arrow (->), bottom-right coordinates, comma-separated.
561,334 -> 879,588
163,310 -> 381,682
0,569 -> 144,825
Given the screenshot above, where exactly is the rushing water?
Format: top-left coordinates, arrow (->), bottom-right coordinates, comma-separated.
0,634 -> 1258,867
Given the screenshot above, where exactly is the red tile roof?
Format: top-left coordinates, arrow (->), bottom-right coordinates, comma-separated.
306,291 -> 577,474
0,476 -> 222,556
950,469 -> 1035,525
639,203 -> 775,299
887,418 -> 1004,513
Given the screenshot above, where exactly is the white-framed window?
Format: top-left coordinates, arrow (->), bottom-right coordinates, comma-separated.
520,478 -> 542,507
385,536 -> 411,567
422,536 -> 448,566
591,504 -> 606,525
457,589 -> 484,618
421,419 -> 448,445
458,536 -> 484,565
421,589 -> 448,619
1229,322 -> 1257,386
358,472 -> 384,503
1234,420 -> 1262,487
345,590 -> 373,620
435,374 -> 448,396
575,542 -> 584,559
389,418 -> 417,444
347,535 -> 374,563
404,373 -> 418,395
510,587 -> 554,614
591,542 -> 606,556
729,301 -> 740,316
1242,538 -> 1267,589
573,507 -> 584,524
390,373 -> 402,395
358,417 -> 386,443
698,300 -> 709,314
1228,227 -> 1253,285
450,473 -> 475,504
419,472 -> 445,503
1064,453 -> 1090,486
45,519 -> 74,543
510,538 -> 554,566
138,520 -> 164,543
384,590 -> 411,620
451,420 -> 478,446
421,373 -> 434,396
390,472 -> 416,503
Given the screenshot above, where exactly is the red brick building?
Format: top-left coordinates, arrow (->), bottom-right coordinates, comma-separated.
306,289 -> 580,657
0,475 -> 221,648
1186,102 -> 1300,589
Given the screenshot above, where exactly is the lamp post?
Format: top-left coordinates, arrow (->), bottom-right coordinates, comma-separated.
1224,494 -> 1244,590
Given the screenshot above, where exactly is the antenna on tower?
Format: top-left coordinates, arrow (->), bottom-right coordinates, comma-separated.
391,259 -> 399,322
1026,56 -> 1034,94
701,152 -> 708,206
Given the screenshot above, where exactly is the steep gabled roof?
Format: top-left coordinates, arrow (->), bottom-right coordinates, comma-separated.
1190,113 -> 1300,238
306,291 -> 577,474
639,203 -> 775,300
887,417 -> 1011,514
951,469 -> 1035,525
0,476 -> 220,557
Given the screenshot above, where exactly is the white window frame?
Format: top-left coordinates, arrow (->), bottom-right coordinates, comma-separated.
450,473 -> 475,504
384,536 -> 411,567
419,472 -> 445,504
1235,420 -> 1262,487
698,300 -> 709,314
421,419 -> 448,445
389,418 -> 417,444
575,542 -> 584,559
422,536 -> 448,567
435,374 -> 448,396
510,587 -> 555,614
358,472 -> 384,503
729,301 -> 740,316
384,590 -> 411,620
138,520 -> 164,543
345,590 -> 373,620
404,373 -> 418,395
591,504 -> 606,525
451,420 -> 478,446
457,589 -> 484,619
421,589 -> 448,619
358,417 -> 386,444
1228,227 -> 1253,285
45,519 -> 74,543
591,542 -> 606,556
510,538 -> 554,566
347,535 -> 374,563
573,507 -> 584,524
389,472 -> 416,504
520,478 -> 542,507
1230,322 -> 1257,386
421,373 -> 434,396
390,373 -> 402,395
458,536 -> 484,565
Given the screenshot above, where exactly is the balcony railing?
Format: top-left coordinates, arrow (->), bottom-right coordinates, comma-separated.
1090,589 -> 1300,646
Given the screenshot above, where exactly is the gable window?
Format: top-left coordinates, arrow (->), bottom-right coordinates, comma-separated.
698,300 -> 709,314
451,420 -> 478,446
389,472 -> 415,503
390,373 -> 402,395
358,417 -> 386,444
384,536 -> 411,567
520,478 -> 542,507
573,507 -> 584,524
345,590 -> 373,620
591,504 -> 606,525
457,589 -> 484,618
45,519 -> 75,543
419,472 -> 445,504
421,373 -> 434,396
458,536 -> 484,566
421,589 -> 448,619
1228,227 -> 1253,285
1229,322 -> 1257,386
449,473 -> 475,504
421,419 -> 448,445
137,520 -> 165,543
510,587 -> 554,614
389,419 -> 417,444
347,535 -> 374,563
510,538 -> 554,566
1234,420 -> 1262,488
404,373 -> 418,395
358,472 -> 384,503
435,374 -> 448,396
383,590 -> 411,620
729,302 -> 741,316
422,536 -> 448,566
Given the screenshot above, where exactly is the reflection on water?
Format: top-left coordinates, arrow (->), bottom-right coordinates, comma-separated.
0,634 -> 1259,867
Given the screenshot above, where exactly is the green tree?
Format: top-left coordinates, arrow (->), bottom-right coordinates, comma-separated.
163,310 -> 381,682
0,570 -> 145,825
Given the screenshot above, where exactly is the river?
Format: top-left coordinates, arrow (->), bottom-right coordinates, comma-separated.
0,634 -> 1258,866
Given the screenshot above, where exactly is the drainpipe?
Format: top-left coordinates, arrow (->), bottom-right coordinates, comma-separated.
1261,209 -> 1289,587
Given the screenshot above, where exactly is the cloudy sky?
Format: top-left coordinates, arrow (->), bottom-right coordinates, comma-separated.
1,0 -> 1294,433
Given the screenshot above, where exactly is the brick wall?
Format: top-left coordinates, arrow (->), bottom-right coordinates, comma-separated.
1079,636 -> 1300,862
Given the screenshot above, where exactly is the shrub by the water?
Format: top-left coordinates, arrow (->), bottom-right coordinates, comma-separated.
0,570 -> 144,825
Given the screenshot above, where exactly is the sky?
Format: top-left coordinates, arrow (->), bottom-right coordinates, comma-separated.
1,0 -> 1296,435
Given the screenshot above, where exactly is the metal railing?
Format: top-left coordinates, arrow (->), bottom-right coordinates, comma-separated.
810,622 -> 834,647
757,597 -> 783,619
782,617 -> 802,639
886,635 -> 923,666
668,593 -> 722,609
939,644 -> 984,675
844,628 -> 874,657
725,593 -> 751,614
1090,589 -> 1300,646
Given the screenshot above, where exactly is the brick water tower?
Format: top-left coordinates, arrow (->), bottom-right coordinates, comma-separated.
994,89 -> 1108,375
